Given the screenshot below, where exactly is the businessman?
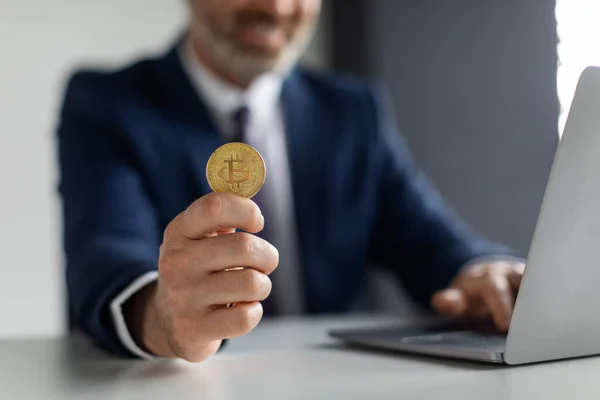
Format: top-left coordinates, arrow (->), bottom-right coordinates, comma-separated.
57,0 -> 525,362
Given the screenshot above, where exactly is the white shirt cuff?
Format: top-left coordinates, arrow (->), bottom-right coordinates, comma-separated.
110,271 -> 159,360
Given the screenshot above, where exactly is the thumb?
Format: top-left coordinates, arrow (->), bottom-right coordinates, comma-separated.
431,288 -> 468,315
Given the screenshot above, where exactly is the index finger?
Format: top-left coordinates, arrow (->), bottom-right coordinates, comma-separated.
169,192 -> 264,240
478,274 -> 514,332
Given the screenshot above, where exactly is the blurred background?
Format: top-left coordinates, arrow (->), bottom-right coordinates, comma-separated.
0,0 -> 596,338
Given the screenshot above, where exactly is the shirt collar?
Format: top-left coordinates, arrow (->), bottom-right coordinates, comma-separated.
178,38 -> 283,138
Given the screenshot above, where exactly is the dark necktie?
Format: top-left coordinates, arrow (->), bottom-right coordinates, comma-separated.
231,106 -> 277,316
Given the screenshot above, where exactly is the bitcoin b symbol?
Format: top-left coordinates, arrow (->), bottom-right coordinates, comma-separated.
218,153 -> 251,189
206,142 -> 265,198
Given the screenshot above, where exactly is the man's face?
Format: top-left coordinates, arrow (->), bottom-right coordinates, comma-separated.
188,0 -> 321,85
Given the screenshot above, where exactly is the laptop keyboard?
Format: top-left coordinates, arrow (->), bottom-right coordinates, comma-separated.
399,331 -> 506,352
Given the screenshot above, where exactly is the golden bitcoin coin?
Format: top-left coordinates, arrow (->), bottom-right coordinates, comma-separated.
206,142 -> 266,198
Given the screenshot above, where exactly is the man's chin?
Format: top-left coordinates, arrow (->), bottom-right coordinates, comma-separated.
236,42 -> 284,62
234,47 -> 291,73
210,38 -> 302,82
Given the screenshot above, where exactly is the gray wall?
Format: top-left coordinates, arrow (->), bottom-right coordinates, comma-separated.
368,0 -> 560,255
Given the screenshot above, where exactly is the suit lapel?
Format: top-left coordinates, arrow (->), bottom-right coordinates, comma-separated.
282,72 -> 329,265
153,44 -> 225,197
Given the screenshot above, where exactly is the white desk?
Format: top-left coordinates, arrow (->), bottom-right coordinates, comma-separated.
1,315 -> 600,399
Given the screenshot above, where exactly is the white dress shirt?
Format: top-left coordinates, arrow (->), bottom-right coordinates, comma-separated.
110,39 -> 304,359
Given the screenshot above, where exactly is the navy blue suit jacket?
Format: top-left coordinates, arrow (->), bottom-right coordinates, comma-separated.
57,44 -> 515,357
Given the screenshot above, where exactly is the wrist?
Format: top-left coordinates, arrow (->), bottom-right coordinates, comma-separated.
123,282 -> 173,357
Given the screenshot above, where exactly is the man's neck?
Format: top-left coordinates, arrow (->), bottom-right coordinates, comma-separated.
189,39 -> 251,90
178,37 -> 284,141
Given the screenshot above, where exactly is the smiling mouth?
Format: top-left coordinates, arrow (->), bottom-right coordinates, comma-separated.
235,22 -> 291,53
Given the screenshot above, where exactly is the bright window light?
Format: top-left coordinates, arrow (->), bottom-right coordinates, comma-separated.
556,1 -> 600,136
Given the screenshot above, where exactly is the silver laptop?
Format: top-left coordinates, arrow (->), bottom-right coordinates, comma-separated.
330,66 -> 600,365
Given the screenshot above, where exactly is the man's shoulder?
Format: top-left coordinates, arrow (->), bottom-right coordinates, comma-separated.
293,67 -> 380,100
61,55 -> 163,111
291,68 -> 393,135
292,68 -> 392,122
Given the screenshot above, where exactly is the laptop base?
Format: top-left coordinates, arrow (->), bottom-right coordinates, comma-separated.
329,318 -> 506,364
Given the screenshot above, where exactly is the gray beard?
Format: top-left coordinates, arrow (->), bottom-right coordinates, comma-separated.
193,21 -> 315,85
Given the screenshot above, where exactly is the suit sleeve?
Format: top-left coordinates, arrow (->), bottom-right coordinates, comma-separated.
366,85 -> 520,307
57,73 -> 161,357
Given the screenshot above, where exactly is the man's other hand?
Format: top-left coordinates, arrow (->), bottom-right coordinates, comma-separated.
431,260 -> 525,332
125,192 -> 279,362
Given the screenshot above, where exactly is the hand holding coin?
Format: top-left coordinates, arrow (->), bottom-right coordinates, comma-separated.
129,143 -> 277,362
205,142 -> 269,307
